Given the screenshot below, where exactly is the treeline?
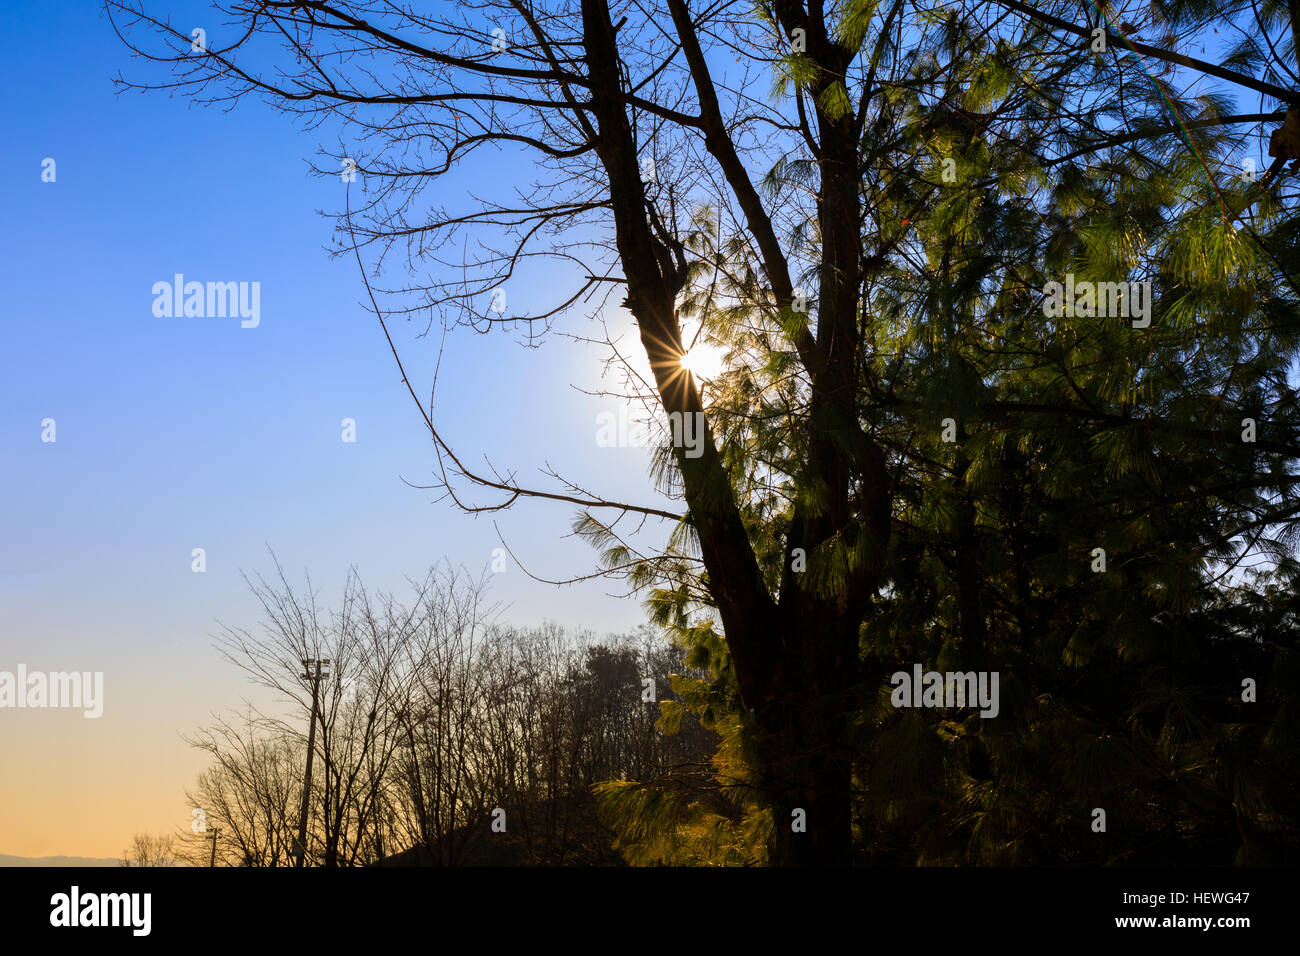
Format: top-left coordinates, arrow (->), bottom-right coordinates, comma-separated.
167,564 -> 714,866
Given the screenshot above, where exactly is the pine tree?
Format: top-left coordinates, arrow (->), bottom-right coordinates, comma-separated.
599,0 -> 1300,864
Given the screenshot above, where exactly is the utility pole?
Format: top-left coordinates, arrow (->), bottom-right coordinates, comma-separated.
208,826 -> 221,868
293,657 -> 330,869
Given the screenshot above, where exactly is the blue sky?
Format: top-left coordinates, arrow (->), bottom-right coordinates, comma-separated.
1,0 -> 670,857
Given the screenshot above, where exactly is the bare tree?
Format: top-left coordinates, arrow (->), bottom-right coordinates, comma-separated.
120,832 -> 179,867
385,565 -> 502,864
182,709 -> 300,866
212,557 -> 428,866
186,552 -> 716,865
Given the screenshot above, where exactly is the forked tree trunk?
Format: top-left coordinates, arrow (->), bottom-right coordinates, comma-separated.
581,0 -> 884,866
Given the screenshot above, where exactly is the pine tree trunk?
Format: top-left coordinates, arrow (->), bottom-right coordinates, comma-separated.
762,719 -> 854,866
755,616 -> 861,867
579,0 -> 882,867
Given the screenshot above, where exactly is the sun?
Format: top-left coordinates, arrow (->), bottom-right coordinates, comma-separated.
680,342 -> 726,380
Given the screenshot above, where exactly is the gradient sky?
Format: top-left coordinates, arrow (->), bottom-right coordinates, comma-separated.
2,1 -> 675,858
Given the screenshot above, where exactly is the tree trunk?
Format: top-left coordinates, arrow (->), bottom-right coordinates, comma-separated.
761,707 -> 855,866
581,0 -> 885,866
754,613 -> 861,866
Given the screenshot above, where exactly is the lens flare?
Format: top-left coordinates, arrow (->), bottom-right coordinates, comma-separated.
680,342 -> 725,380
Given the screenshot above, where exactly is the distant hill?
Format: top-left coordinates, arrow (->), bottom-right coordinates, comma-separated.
0,854 -> 119,867
374,800 -> 625,867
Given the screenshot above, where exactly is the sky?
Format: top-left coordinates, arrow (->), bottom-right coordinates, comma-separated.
1,1 -> 677,859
